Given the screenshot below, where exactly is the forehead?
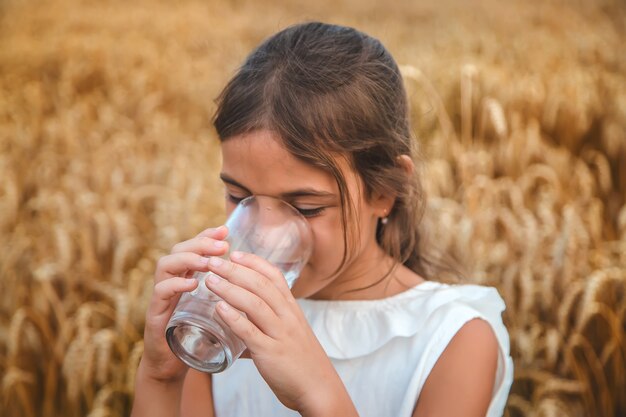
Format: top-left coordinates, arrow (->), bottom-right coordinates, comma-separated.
220,130 -> 340,195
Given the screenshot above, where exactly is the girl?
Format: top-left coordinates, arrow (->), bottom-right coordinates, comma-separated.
132,22 -> 513,417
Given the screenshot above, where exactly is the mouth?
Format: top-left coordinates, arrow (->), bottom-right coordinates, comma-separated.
275,261 -> 299,272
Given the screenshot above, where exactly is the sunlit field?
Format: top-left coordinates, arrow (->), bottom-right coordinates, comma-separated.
1,0 -> 625,416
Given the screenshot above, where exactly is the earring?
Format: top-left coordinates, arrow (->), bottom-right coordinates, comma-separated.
381,209 -> 389,225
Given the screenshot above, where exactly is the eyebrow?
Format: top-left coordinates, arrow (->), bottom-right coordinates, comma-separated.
219,173 -> 336,199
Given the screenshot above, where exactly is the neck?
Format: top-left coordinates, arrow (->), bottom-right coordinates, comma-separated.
307,245 -> 423,301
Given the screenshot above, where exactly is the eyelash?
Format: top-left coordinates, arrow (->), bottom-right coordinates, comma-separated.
227,194 -> 326,218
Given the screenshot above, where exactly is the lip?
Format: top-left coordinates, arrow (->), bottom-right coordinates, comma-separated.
277,261 -> 298,270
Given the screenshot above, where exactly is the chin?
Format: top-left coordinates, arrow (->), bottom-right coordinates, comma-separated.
289,268 -> 320,299
289,276 -> 310,299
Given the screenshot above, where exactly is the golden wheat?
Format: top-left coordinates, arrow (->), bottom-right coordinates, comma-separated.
1,0 -> 625,416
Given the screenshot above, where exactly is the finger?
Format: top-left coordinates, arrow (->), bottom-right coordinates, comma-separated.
147,277 -> 198,318
155,253 -> 210,283
207,256 -> 292,316
215,300 -> 273,352
196,225 -> 228,239
171,235 -> 229,257
205,272 -> 281,338
230,251 -> 294,301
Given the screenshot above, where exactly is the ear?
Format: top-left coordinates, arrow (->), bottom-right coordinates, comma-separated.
397,154 -> 414,177
371,190 -> 395,217
371,154 -> 415,216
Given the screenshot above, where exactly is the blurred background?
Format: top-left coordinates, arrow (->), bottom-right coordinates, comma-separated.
1,0 -> 625,416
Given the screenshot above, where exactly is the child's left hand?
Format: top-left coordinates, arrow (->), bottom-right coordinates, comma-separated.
204,250 -> 355,415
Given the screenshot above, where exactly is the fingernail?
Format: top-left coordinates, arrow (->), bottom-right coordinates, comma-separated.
207,274 -> 220,285
217,301 -> 231,312
231,251 -> 243,260
202,257 -> 211,267
186,278 -> 197,284
209,257 -> 223,267
214,240 -> 226,248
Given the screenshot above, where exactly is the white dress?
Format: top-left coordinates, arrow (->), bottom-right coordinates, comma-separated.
213,281 -> 514,417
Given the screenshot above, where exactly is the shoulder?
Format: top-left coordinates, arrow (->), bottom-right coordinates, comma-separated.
403,282 -> 513,417
423,315 -> 500,378
419,282 -> 509,381
443,318 -> 500,365
417,282 -> 509,336
412,318 -> 499,417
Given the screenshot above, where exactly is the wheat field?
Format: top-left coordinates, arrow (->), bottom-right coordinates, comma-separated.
0,0 -> 625,416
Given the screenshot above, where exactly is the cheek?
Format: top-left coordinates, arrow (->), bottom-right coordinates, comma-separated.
306,213 -> 345,276
224,199 -> 237,217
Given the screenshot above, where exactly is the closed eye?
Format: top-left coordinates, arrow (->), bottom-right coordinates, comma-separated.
295,207 -> 326,218
227,194 -> 247,205
226,194 -> 325,218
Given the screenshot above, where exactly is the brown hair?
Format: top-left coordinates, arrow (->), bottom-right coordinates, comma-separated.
213,22 -> 455,288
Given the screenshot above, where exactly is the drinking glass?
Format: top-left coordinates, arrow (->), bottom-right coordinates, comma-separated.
165,195 -> 313,373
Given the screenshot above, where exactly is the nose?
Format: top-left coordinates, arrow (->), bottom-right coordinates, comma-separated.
225,195 -> 313,264
248,199 -> 302,255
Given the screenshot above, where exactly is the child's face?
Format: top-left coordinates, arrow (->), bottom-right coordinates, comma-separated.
220,130 -> 389,299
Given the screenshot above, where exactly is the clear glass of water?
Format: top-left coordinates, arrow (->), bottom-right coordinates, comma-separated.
165,195 -> 313,373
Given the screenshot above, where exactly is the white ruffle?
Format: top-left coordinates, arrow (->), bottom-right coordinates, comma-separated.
296,281 -> 508,360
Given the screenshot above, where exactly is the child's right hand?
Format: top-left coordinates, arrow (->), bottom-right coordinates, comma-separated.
139,226 -> 229,383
